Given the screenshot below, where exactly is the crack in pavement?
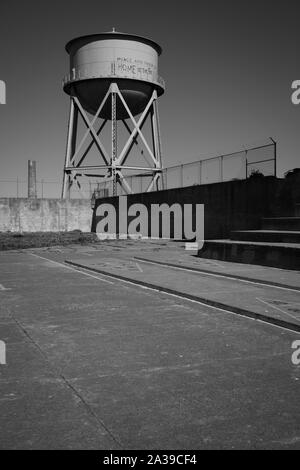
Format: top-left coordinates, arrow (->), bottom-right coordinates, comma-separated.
3,312 -> 123,449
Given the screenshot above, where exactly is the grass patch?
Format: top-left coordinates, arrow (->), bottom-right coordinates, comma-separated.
0,231 -> 101,251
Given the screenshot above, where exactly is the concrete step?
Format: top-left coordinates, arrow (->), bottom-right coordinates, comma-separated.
197,240 -> 300,270
262,217 -> 300,231
231,230 -> 300,243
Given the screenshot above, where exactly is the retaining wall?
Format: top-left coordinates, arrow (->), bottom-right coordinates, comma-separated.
0,198 -> 92,232
92,176 -> 283,239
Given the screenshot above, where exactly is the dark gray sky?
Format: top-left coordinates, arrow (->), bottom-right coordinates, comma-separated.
0,0 -> 299,188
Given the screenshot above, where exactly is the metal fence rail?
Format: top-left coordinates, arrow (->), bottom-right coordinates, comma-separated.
0,139 -> 276,199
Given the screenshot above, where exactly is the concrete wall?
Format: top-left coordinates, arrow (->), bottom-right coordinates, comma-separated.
92,176 -> 282,239
0,198 -> 93,232
1,175 -> 296,236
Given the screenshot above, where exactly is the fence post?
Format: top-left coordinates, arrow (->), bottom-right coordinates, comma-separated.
16,178 -> 19,198
162,170 -> 166,190
270,137 -> 277,177
219,156 -> 223,182
199,161 -> 202,185
274,141 -> 277,177
180,164 -> 184,187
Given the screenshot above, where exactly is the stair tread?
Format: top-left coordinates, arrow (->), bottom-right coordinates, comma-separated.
232,230 -> 300,234
206,239 -> 300,249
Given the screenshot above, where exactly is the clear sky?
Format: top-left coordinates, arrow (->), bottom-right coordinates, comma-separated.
0,0 -> 299,194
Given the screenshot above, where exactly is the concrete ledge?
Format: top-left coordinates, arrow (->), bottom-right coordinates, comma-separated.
231,230 -> 300,243
197,240 -> 300,270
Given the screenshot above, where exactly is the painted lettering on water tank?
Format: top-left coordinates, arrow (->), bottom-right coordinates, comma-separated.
116,57 -> 154,81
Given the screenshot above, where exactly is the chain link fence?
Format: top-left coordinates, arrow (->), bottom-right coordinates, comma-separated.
0,139 -> 276,199
163,139 -> 276,190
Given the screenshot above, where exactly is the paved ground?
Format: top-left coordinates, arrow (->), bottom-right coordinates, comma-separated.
0,241 -> 299,449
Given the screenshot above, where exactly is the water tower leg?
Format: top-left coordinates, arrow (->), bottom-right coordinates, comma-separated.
62,98 -> 78,199
151,93 -> 164,190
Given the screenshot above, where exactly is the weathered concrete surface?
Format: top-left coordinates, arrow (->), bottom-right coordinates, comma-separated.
0,198 -> 92,232
0,242 -> 299,449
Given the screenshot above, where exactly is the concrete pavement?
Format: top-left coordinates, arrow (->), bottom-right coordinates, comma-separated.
0,241 -> 299,449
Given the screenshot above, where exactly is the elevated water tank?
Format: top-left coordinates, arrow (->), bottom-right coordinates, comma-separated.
63,31 -> 165,119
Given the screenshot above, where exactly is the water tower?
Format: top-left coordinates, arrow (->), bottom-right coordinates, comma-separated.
62,30 -> 165,198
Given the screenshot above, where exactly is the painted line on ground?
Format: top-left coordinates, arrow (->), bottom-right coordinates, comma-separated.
65,260 -> 300,335
135,262 -> 143,273
256,297 -> 300,323
0,284 -> 11,291
28,253 -> 115,284
134,257 -> 300,293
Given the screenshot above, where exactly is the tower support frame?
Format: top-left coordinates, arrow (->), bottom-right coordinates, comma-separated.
62,82 -> 163,199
